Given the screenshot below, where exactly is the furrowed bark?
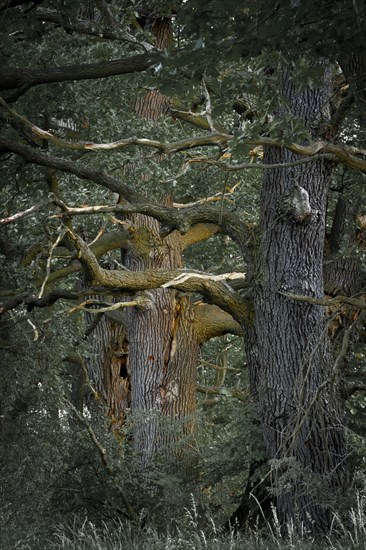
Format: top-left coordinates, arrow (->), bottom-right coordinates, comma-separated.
249,65 -> 347,533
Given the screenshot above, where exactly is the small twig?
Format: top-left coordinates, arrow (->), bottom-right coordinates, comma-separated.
79,353 -> 100,401
38,227 -> 66,298
196,383 -> 249,401
198,359 -> 241,372
1,97 -> 366,171
88,226 -> 106,246
174,153 -> 337,176
27,318 -> 39,341
201,78 -> 216,132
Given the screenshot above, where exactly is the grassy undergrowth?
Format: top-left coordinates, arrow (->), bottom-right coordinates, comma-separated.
4,497 -> 366,550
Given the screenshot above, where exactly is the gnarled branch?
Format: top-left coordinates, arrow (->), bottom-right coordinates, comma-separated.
193,303 -> 243,342
2,100 -> 365,171
67,227 -> 251,325
0,51 -> 161,101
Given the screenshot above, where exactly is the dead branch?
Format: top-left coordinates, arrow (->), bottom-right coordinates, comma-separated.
161,271 -> 245,288
0,287 -> 129,316
68,293 -> 152,314
0,195 -> 55,225
38,226 -> 66,298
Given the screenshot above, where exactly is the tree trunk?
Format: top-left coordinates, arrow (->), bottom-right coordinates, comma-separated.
86,308 -> 130,436
248,65 -> 347,532
339,51 -> 366,129
123,215 -> 199,475
84,13 -> 205,491
120,14 -> 201,479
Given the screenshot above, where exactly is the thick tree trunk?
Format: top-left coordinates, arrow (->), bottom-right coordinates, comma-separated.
84,14 -> 202,494
339,51 -> 366,129
123,215 -> 199,474
248,66 -> 347,532
122,14 -> 201,478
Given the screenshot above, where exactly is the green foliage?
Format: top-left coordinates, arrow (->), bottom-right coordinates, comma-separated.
1,0 -> 366,545
0,305 -> 131,545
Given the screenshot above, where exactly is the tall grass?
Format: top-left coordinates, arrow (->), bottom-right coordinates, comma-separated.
5,495 -> 366,550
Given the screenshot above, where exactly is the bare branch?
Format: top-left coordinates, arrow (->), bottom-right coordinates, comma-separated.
2,98 -> 364,171
23,230 -> 131,285
0,195 -> 55,225
169,102 -> 228,133
0,142 -> 251,254
0,100 -> 231,153
38,226 -> 66,298
278,290 -> 366,310
68,293 -> 152,314
201,78 -> 216,132
63,352 -> 99,401
254,136 -> 366,172
175,153 -> 336,174
0,238 -> 248,329
161,271 -> 245,288
48,197 -> 251,252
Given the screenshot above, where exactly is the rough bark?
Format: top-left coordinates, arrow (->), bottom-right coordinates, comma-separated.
122,214 -> 200,474
86,308 -> 130,437
339,51 -> 366,129
86,14 -> 198,482
118,12 -> 198,477
249,66 -> 347,532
